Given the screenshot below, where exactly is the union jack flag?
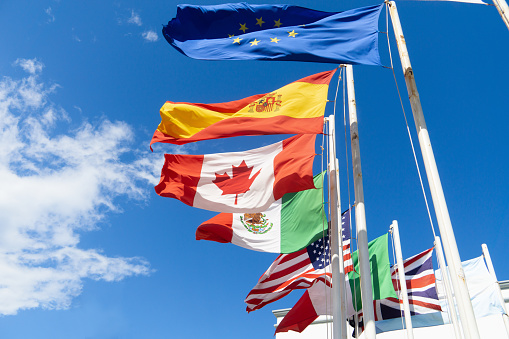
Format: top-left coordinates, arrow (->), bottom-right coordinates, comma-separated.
374,247 -> 442,320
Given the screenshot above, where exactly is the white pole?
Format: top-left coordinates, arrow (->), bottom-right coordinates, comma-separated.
434,236 -> 462,339
335,157 -> 348,339
345,64 -> 376,339
390,220 -> 414,339
493,0 -> 509,30
388,3 -> 480,339
328,115 -> 347,339
481,243 -> 509,335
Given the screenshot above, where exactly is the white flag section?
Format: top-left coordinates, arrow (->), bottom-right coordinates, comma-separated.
400,0 -> 487,4
194,142 -> 281,210
435,255 -> 506,322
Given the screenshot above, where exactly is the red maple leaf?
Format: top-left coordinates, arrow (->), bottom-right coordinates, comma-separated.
212,160 -> 262,205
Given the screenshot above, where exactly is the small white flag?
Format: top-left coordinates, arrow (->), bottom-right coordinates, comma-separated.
402,0 -> 487,5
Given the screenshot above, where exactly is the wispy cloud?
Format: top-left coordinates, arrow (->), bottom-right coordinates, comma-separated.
14,58 -> 44,75
0,58 -> 166,315
45,7 -> 55,23
127,10 -> 142,26
142,30 -> 159,42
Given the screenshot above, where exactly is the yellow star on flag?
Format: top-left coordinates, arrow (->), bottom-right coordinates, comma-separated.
256,17 -> 265,27
233,37 -> 242,44
239,23 -> 248,33
287,30 -> 298,37
270,37 -> 281,43
250,39 -> 260,46
273,19 -> 282,28
228,34 -> 235,38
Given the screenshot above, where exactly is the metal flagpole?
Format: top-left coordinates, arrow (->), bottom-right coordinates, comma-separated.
388,2 -> 480,338
434,236 -> 462,339
493,0 -> 509,30
327,115 -> 347,339
390,220 -> 414,339
345,64 -> 376,339
481,243 -> 509,335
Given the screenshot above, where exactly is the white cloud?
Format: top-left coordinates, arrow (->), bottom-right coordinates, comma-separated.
45,7 -> 55,23
0,58 -> 166,315
142,30 -> 159,42
127,10 -> 142,26
14,58 -> 44,75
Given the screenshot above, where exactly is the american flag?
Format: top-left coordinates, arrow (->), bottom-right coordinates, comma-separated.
373,247 -> 442,321
244,235 -> 332,312
341,209 -> 353,273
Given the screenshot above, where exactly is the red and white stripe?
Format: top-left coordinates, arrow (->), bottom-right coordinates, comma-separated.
343,239 -> 353,273
341,209 -> 353,273
245,249 -> 331,312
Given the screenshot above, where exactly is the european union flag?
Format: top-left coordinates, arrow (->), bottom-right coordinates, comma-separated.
163,3 -> 383,66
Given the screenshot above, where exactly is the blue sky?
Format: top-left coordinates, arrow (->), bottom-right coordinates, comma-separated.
0,0 -> 508,338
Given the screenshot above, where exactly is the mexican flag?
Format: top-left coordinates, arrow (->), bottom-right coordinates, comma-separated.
196,172 -> 327,253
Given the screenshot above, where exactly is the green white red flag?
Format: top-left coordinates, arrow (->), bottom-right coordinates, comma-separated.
196,172 -> 327,253
155,134 -> 317,213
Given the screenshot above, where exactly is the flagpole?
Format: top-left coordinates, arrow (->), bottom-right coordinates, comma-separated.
388,2 -> 480,339
327,115 -> 347,339
345,64 -> 376,339
434,236 -> 462,339
390,220 -> 414,339
481,243 -> 509,335
493,0 -> 509,30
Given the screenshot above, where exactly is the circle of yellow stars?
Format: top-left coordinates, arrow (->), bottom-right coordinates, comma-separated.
227,17 -> 299,46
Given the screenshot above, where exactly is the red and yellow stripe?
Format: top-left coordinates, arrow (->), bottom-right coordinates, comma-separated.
150,69 -> 336,148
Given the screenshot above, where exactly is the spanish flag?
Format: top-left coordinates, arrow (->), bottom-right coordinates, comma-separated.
150,69 -> 335,149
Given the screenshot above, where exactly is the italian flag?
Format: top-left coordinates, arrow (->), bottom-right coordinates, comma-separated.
155,134 -> 316,213
150,69 -> 335,148
196,173 -> 327,253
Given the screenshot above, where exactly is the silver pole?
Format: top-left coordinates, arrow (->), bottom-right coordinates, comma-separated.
388,3 -> 480,338
345,64 -> 376,339
390,220 -> 414,339
493,0 -> 509,30
434,236 -> 462,339
481,243 -> 509,335
327,115 -> 347,339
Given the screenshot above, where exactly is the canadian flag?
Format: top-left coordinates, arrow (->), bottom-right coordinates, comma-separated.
155,134 -> 317,213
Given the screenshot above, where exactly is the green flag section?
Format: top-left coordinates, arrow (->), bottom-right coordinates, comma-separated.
348,233 -> 397,311
196,172 -> 327,253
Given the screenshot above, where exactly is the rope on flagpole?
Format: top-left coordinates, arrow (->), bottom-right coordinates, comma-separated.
322,67 -> 344,339
340,65 -> 363,338
388,228 -> 406,330
321,111 -> 331,339
384,2 -> 437,239
323,113 -> 331,339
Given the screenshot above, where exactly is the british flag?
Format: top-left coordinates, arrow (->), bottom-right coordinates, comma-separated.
373,247 -> 442,321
